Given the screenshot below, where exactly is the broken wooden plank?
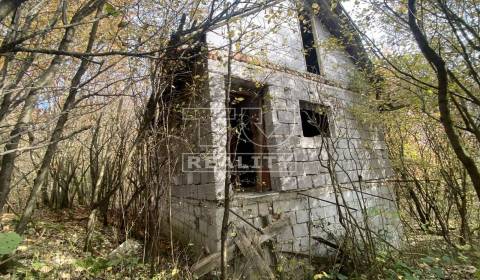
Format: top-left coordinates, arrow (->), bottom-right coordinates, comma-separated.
258,216 -> 277,268
258,217 -> 290,243
234,228 -> 276,280
191,245 -> 235,278
231,251 -> 251,280
191,216 -> 290,278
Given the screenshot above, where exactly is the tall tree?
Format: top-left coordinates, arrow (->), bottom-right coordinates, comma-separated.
407,0 -> 480,201
0,0 -> 104,210
15,1 -> 105,233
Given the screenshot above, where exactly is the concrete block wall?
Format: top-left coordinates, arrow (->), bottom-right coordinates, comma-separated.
167,58 -> 401,254
169,197 -> 220,253
165,0 -> 401,255
210,184 -> 401,255
206,1 -> 306,72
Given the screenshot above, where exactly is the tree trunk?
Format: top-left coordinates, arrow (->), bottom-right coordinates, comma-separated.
408,0 -> 480,202
220,20 -> 233,280
41,175 -> 49,206
15,2 -> 104,233
84,208 -> 99,252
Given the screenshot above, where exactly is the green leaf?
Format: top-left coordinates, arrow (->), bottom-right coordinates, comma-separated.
441,255 -> 453,264
431,267 -> 445,279
420,256 -> 436,264
403,273 -> 418,280
104,3 -> 120,17
0,232 -> 22,255
31,261 -> 46,271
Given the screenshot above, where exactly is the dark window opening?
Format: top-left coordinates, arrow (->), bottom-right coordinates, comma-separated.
298,12 -> 320,74
299,100 -> 331,137
229,79 -> 271,192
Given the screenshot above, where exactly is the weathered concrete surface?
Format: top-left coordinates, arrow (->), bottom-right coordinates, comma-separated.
167,0 -> 402,255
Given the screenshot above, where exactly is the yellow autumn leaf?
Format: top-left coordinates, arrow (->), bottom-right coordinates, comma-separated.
313,272 -> 330,279
171,267 -> 179,276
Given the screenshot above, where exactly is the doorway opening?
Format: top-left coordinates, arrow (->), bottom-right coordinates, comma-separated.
228,79 -> 271,192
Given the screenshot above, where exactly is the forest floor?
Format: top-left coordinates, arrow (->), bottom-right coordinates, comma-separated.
1,208 -> 480,279
0,208 -> 183,279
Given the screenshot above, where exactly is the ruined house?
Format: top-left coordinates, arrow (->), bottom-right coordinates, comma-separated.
167,0 -> 402,257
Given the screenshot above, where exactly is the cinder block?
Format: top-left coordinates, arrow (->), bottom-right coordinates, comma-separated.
193,173 -> 202,185
298,137 -> 316,148
285,135 -> 300,147
277,227 -> 294,242
304,162 -> 320,175
268,135 -> 288,148
312,175 -> 323,187
296,210 -> 310,223
272,123 -> 291,135
295,163 -> 305,176
270,162 -> 294,177
275,152 -> 294,162
270,177 -> 282,191
277,110 -> 295,124
273,200 -> 293,213
292,238 -> 302,253
285,211 -> 296,224
285,98 -> 298,109
294,89 -> 309,100
322,205 -> 338,217
273,199 -> 307,213
258,202 -> 270,216
201,172 -> 214,184
263,110 -> 275,134
199,219 -> 208,234
299,236 -> 310,252
279,176 -> 298,190
294,149 -> 309,162
278,242 -> 293,252
307,149 -> 322,161
239,203 -> 259,218
273,98 -> 287,109
324,175 -> 332,185
297,176 -> 313,189
189,185 -> 198,198
335,172 -> 349,184
311,207 -> 324,219
197,184 -> 216,200
290,123 -> 302,136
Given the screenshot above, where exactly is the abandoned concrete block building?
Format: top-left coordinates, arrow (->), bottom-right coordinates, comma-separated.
168,0 -> 402,256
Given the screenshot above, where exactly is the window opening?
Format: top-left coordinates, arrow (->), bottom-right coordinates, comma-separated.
299,100 -> 331,137
298,12 -> 320,74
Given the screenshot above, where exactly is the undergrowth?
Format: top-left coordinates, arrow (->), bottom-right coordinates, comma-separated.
1,208 -> 479,279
